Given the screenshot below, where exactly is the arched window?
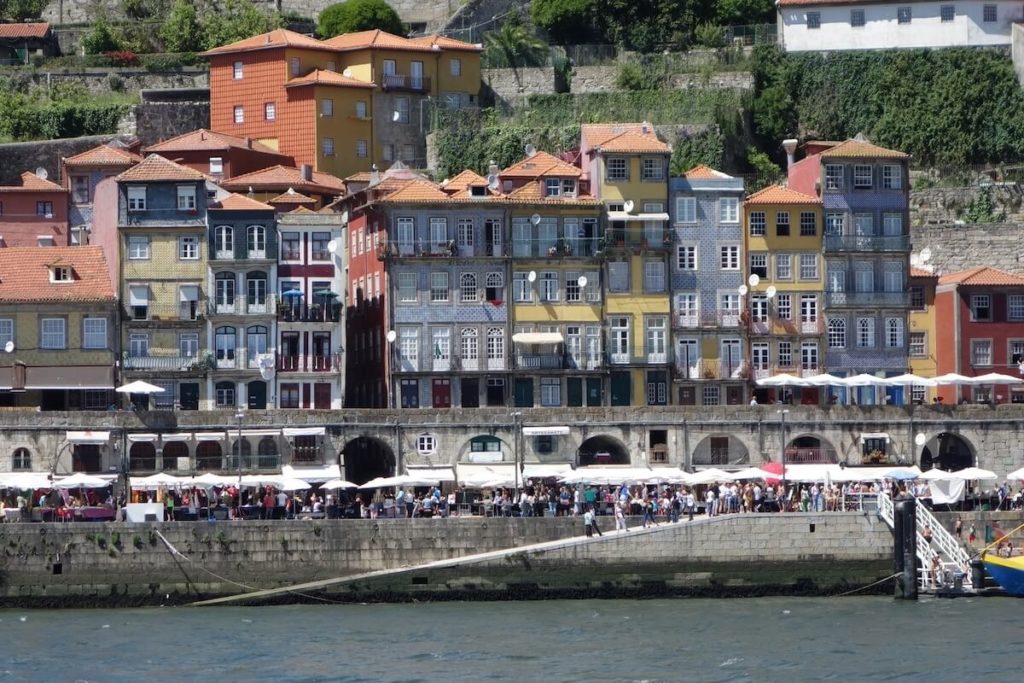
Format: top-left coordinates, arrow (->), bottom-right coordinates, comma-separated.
827,318 -> 846,349
129,442 -> 156,472
461,327 -> 478,362
247,325 -> 268,367
195,441 -> 222,471
485,272 -> 504,302
229,439 -> 253,469
246,225 -> 266,258
162,441 -> 189,469
487,327 -> 504,363
469,435 -> 501,453
215,273 -> 236,310
11,447 -> 31,471
215,380 -> 236,407
886,317 -> 904,348
215,327 -> 236,367
257,437 -> 278,469
215,225 -> 233,256
460,272 -> 477,302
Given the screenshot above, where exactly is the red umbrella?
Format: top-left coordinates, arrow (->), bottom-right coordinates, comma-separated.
760,461 -> 784,485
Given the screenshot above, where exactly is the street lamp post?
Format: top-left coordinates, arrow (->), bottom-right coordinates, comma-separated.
778,407 -> 789,511
511,411 -> 522,500
235,409 -> 245,508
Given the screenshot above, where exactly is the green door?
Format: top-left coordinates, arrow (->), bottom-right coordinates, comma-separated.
247,381 -> 267,409
586,377 -> 603,406
610,372 -> 631,406
567,378 -> 583,407
514,378 -> 534,407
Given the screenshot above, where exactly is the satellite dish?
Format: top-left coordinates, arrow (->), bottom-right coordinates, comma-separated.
748,274 -> 760,287
340,209 -> 349,224
766,285 -> 777,299
530,213 -> 541,225
525,143 -> 537,157
342,68 -> 353,78
327,239 -> 338,254
3,341 -> 13,353
920,247 -> 932,262
738,284 -> 748,296
623,200 -> 635,213
392,111 -> 401,122
577,275 -> 588,288
260,367 -> 274,381
914,433 -> 927,447
386,330 -> 397,344
35,167 -> 48,180
528,270 -> 537,283
487,174 -> 500,191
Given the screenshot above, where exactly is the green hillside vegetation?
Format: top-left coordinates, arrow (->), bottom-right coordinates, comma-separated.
0,80 -> 136,143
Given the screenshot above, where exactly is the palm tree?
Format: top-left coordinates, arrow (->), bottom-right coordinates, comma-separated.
484,23 -> 547,92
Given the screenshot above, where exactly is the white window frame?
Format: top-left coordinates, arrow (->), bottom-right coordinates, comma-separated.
677,244 -> 697,270
82,317 -> 106,349
606,158 -> 628,181
127,186 -> 146,211
824,165 -> 843,191
971,294 -> 991,321
972,339 -> 993,366
540,272 -> 559,302
430,272 -> 449,303
128,235 -> 150,260
807,10 -> 821,27
853,165 -> 873,188
644,260 -> 665,293
176,185 -> 196,211
720,245 -> 740,270
1008,295 -> 1024,321
909,332 -> 926,357
799,253 -> 818,280
675,196 -> 696,224
264,102 -> 275,121
775,254 -> 792,280
882,165 -> 902,189
322,138 -> 334,157
233,105 -> 244,124
233,60 -> 243,79
857,317 -> 876,348
41,317 -> 65,350
460,272 -> 478,302
450,57 -> 461,76
886,317 -> 904,348
719,197 -> 739,223
641,157 -> 664,181
828,318 -> 846,348
321,98 -> 333,117
179,235 -> 199,260
749,211 -> 766,236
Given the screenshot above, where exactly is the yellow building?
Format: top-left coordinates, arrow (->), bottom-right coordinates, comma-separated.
908,266 -> 939,403
744,185 -> 825,403
581,124 -> 672,406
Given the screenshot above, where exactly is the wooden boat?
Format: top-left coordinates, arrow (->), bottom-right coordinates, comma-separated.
982,552 -> 1024,596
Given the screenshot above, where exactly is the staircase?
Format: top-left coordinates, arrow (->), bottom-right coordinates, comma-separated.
877,492 -> 973,591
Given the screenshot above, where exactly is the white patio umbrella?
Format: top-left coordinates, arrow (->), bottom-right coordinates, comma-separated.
131,472 -> 182,489
0,472 -> 53,489
1004,467 -> 1024,480
186,472 -> 232,487
966,372 -> 1024,385
54,473 -> 110,488
883,373 -> 937,387
115,380 -> 165,394
688,468 -> 732,484
839,373 -> 889,387
756,373 -> 810,387
932,373 -> 974,385
358,474 -> 423,489
951,466 -> 997,481
320,478 -> 358,490
726,467 -> 774,481
802,373 -> 845,387
278,478 -> 312,491
919,468 -> 958,481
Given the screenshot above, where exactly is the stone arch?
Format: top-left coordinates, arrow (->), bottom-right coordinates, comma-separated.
921,432 -> 975,471
162,441 -> 189,470
784,433 -> 839,464
129,442 -> 156,472
343,436 -> 395,485
257,437 -> 279,469
577,434 -> 630,466
196,441 -> 222,471
692,434 -> 750,466
11,446 -> 31,471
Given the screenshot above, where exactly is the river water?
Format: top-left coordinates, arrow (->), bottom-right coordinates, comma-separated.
1,597 -> 1020,682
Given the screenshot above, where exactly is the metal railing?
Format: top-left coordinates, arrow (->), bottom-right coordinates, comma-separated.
211,294 -> 276,316
601,231 -> 673,252
381,73 -> 430,92
824,234 -> 910,252
123,304 -> 205,322
123,355 -> 205,371
825,291 -> 910,307
747,318 -> 823,335
276,354 -> 338,372
511,237 -> 603,259
277,303 -> 342,323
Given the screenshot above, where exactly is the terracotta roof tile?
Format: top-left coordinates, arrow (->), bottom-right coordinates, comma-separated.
938,266 -> 1024,286
268,190 -> 316,204
145,129 -> 284,155
910,266 -> 937,278
210,193 -> 274,211
407,34 -> 483,52
501,151 -> 582,178
323,29 -> 432,52
683,164 -> 733,180
1,172 -> 65,193
116,154 -> 207,183
0,22 -> 50,39
744,184 -> 820,205
221,165 -> 345,194
0,246 -> 113,303
345,171 -> 374,183
504,184 -> 598,205
288,206 -> 318,214
201,29 -> 331,56
592,129 -> 669,154
581,123 -> 666,152
63,144 -> 142,168
443,169 -> 489,192
284,69 -> 375,89
379,180 -> 450,203
818,137 -> 909,160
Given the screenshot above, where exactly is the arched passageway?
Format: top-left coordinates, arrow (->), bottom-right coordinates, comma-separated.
343,436 -> 396,485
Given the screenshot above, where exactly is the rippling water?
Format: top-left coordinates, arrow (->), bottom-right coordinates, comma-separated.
2,597 -> 1022,682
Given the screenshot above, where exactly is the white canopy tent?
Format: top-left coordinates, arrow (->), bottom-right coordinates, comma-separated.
1005,467 -> 1024,480
781,464 -> 844,483
755,373 -> 810,387
801,373 -> 845,387
932,373 -> 974,386
115,380 -> 165,394
883,373 -> 937,387
687,468 -> 733,484
282,464 -> 341,483
0,472 -> 53,489
966,372 -> 1024,385
320,478 -> 359,489
130,472 -> 183,489
54,473 -> 110,488
838,373 -> 889,387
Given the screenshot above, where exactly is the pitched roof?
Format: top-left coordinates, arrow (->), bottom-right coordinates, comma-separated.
593,129 -> 669,154
378,180 -> 451,203
818,137 -> 909,160
345,171 -> 374,183
323,29 -> 432,52
0,246 -> 113,303
443,169 -> 489,192
683,164 -> 733,180
0,22 -> 50,39
284,69 -> 375,89
1,172 -> 65,193
144,129 -> 283,155
939,266 -> 1024,287
581,123 -> 668,153
268,190 -> 316,204
63,144 -> 142,168
910,266 -> 937,278
209,193 -> 274,211
406,34 -> 483,52
503,183 -> 598,205
201,28 -> 331,56
116,154 -> 207,182
744,184 -> 820,205
220,165 -> 345,194
501,151 -> 582,178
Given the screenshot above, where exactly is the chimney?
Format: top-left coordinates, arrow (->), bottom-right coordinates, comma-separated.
782,139 -> 798,170
300,164 -> 312,181
488,160 -> 499,177
641,120 -> 651,134
369,163 -> 380,186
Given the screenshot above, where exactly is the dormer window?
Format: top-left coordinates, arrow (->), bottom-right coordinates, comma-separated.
177,185 -> 196,211
209,157 -> 223,175
561,179 -> 577,196
545,178 -> 561,197
127,186 -> 146,211
37,235 -> 54,247
470,185 -> 487,197
50,266 -> 72,282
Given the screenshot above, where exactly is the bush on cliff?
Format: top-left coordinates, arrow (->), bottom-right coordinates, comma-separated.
201,0 -> 284,51
317,0 -> 404,39
82,18 -> 122,55
160,0 -> 203,53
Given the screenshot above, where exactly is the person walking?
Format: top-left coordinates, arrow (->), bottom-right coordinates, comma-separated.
588,505 -> 603,536
642,497 -> 659,528
614,501 -> 627,532
583,507 -> 594,537
684,488 -> 696,521
954,516 -> 963,539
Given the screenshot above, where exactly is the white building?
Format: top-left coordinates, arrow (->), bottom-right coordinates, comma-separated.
777,0 -> 1023,51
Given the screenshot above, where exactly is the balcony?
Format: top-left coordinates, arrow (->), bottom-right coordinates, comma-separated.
824,234 -> 909,253
123,355 -> 210,372
511,237 -> 604,259
825,291 -> 910,307
278,302 -> 342,323
748,318 -> 824,336
381,73 -> 431,92
608,349 -> 671,366
700,311 -> 742,329
123,208 -> 204,227
601,230 -> 673,253
459,357 -> 508,372
515,353 -> 565,370
674,358 -> 747,380
124,304 -> 205,324
212,294 -> 276,316
276,354 -> 339,372
566,353 -> 603,371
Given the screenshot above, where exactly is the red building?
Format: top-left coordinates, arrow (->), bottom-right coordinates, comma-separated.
0,171 -> 70,246
935,266 -> 1024,404
143,128 -> 294,180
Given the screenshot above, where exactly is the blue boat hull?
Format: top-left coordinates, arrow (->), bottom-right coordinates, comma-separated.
982,555 -> 1024,595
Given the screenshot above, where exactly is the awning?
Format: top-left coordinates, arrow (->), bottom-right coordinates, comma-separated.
282,463 -> 340,483
456,463 -> 518,487
0,365 -> 115,390
406,465 -> 456,483
193,431 -> 225,442
179,285 -> 199,302
522,463 -> 574,479
606,212 -> 670,222
128,285 -> 149,306
522,426 -> 570,436
283,427 -> 326,437
160,433 -> 191,442
512,332 -> 564,345
240,429 -> 281,438
860,432 -> 890,443
127,433 -> 159,443
66,430 -> 110,444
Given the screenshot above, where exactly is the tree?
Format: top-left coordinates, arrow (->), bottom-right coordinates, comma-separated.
483,22 -> 547,92
715,0 -> 775,25
531,0 -> 594,45
6,0 -> 46,20
82,18 -> 121,55
317,0 -> 404,39
592,0 -> 715,51
201,0 -> 283,51
161,0 -> 203,53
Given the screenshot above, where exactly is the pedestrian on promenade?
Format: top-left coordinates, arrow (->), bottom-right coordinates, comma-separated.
684,488 -> 696,521
588,505 -> 603,536
615,501 -> 627,532
583,507 -> 594,537
642,497 -> 659,527
954,516 -> 963,539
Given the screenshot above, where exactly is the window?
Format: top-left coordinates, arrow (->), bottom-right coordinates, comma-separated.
233,105 -> 244,123
430,272 -> 449,302
825,213 -> 844,236
851,9 -> 865,26
82,318 -> 106,349
807,11 -> 821,27
540,272 -> 559,302
486,273 -> 504,302
289,57 -> 300,76
750,253 -> 768,278
129,333 -> 149,357
857,317 -> 875,348
545,178 -> 561,197
776,293 -> 792,320
799,253 -> 818,280
41,318 -> 65,349
775,211 -> 790,236
180,333 -> 199,358
675,196 -> 696,223
971,294 -> 991,321
801,342 -> 818,371
752,341 -> 769,369
246,225 -> 265,258
383,59 -> 396,75
677,244 -> 697,270
910,332 -> 926,357
608,261 -> 629,293
853,165 -> 873,188
825,165 -> 843,190
264,102 -> 275,121
720,245 -> 739,270
541,378 -> 561,407
719,197 -> 739,223
209,157 -> 223,175
513,272 -> 533,302
461,328 -> 478,364
983,4 -> 996,22
179,235 -> 199,260
0,319 -> 12,349
460,272 -> 477,302
311,232 -> 331,260
800,212 -> 816,236
940,4 -> 954,21
12,448 -> 31,471
398,272 -> 417,302
886,317 -> 904,348
775,254 -> 792,280
972,339 -> 992,366
1009,295 -> 1024,320
281,232 -> 300,260
321,98 -> 333,117
215,382 -> 235,408
403,144 -> 416,162
642,157 -> 664,181
897,6 -> 911,23
606,157 -> 628,181
128,285 -> 148,319
356,140 -> 368,158
720,293 -> 740,322
355,100 -> 367,118
71,175 -> 89,203
127,186 -> 146,211
36,201 -> 53,218
749,211 -> 766,236
395,97 -> 410,124
322,138 -> 334,157
644,261 -> 665,292
457,219 -> 474,251
430,217 -> 448,248
562,179 -> 577,196
703,385 -> 720,406
778,341 -> 793,368
801,294 -> 818,324
382,143 -> 394,162
417,434 -> 437,454
909,285 -> 925,310
232,60 -> 243,79
176,185 -> 196,211
610,316 -> 630,363
128,235 -> 150,259
828,318 -> 846,348
487,327 -> 504,365
215,326 -> 236,365
1010,340 -> 1024,367
450,57 -> 461,76
882,165 -> 902,189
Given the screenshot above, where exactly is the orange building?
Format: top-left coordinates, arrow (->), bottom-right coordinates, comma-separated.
0,171 -> 70,247
203,28 -> 481,178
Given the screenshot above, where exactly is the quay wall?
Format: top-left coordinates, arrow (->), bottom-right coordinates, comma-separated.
0,513 -> 893,607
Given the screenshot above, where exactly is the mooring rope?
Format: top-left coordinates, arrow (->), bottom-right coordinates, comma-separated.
830,572 -> 901,597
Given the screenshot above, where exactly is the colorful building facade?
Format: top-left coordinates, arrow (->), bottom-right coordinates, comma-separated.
908,266 -> 939,403
0,171 -> 71,247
